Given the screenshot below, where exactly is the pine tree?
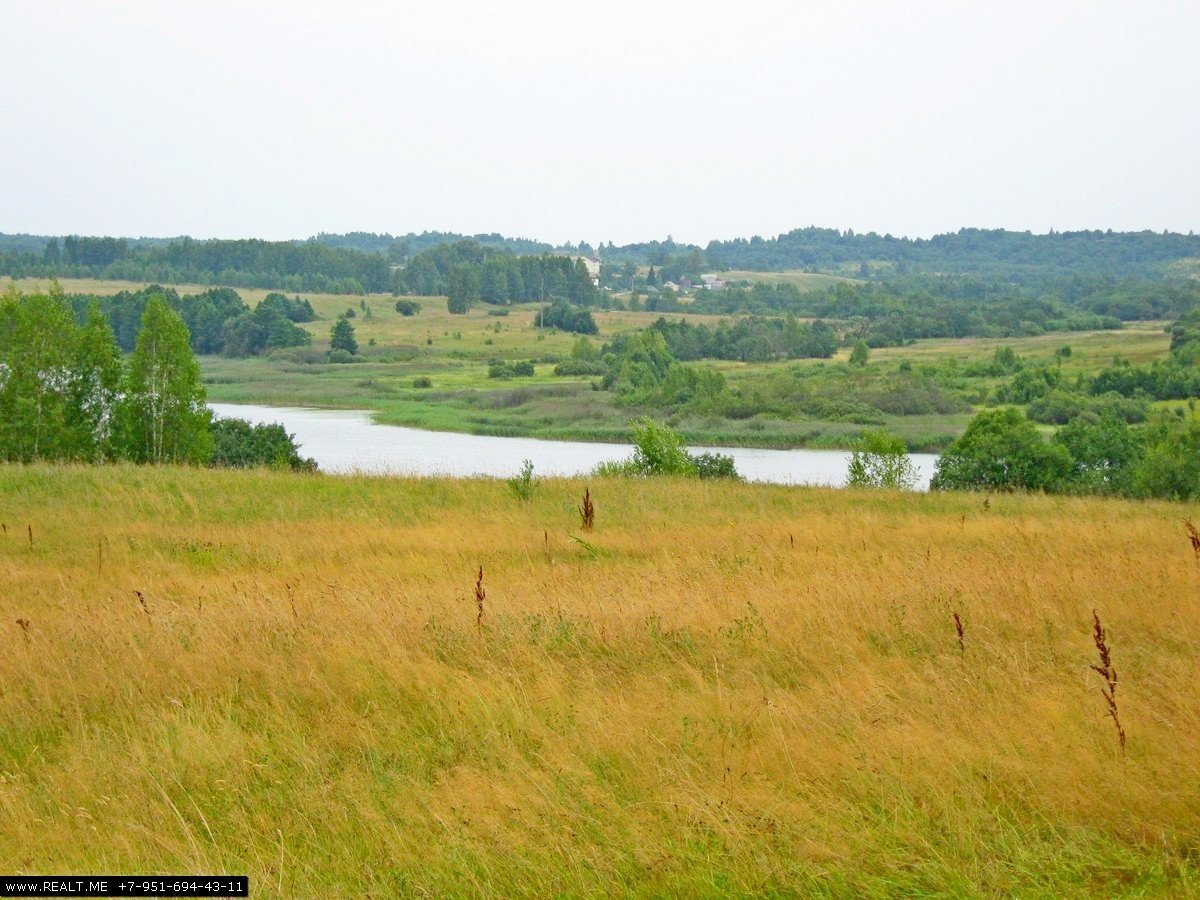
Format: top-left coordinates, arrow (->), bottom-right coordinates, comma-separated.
330,315 -> 358,354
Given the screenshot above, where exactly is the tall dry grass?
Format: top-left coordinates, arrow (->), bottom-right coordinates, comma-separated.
0,465 -> 1197,895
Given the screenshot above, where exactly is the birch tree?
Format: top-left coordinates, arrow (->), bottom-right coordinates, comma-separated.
0,286 -> 75,461
120,295 -> 212,463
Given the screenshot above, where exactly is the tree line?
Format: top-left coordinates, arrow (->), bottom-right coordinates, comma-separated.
67,286 -> 313,357
647,315 -> 839,362
312,230 -> 556,261
683,275 -> 1200,343
5,226 -> 1200,296
0,236 -> 394,294
393,240 -> 601,311
596,227 -> 1200,278
0,286 -> 310,468
931,406 -> 1200,500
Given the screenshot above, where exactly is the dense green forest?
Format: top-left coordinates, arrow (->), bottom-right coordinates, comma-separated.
597,227 -> 1200,277
65,285 -> 314,357
394,241 -> 601,308
0,236 -> 393,294
4,227 -> 1198,295
701,227 -> 1200,276
312,231 -> 558,259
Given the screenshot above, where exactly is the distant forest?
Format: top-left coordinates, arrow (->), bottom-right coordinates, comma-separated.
598,227 -> 1200,278
1,226 -> 1197,294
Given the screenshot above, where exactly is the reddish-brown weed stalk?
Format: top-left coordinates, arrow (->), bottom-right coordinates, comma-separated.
474,566 -> 486,630
953,611 -> 965,655
1186,518 -> 1200,561
15,618 -> 30,644
580,488 -> 595,532
1090,609 -> 1125,756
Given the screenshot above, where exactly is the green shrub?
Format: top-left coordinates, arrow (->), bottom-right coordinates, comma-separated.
506,459 -> 538,501
595,418 -> 738,480
488,360 -> 535,379
847,429 -> 918,489
932,408 -> 1071,492
209,417 -> 315,471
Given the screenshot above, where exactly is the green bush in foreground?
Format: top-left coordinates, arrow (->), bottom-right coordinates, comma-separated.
209,417 -> 315,471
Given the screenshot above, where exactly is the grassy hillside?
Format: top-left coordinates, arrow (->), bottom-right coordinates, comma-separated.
1,466 -> 1197,894
719,269 -> 861,290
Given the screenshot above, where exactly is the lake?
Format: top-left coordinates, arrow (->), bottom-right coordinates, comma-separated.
210,403 -> 941,489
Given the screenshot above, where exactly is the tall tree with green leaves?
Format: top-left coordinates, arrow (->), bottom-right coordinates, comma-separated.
446,263 -> 480,314
0,286 -> 77,461
119,295 -> 212,464
481,256 -> 510,305
65,303 -> 124,461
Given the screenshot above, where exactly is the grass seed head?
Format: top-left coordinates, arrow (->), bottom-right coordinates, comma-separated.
580,488 -> 595,532
1090,609 -> 1126,756
474,566 -> 486,629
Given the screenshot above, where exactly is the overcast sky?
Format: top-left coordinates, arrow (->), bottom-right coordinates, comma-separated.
2,0 -> 1197,246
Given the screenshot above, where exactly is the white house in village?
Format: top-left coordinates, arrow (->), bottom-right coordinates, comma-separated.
701,273 -> 725,290
570,255 -> 601,287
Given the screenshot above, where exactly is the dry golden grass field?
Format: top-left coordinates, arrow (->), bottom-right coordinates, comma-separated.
1,466 -> 1198,895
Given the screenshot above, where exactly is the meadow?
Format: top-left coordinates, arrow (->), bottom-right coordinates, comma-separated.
0,276 -> 1177,451
1,465 -> 1198,895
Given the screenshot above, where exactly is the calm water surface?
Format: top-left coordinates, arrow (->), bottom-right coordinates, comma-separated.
210,403 -> 940,489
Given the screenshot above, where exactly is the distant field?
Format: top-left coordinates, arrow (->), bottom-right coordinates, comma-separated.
717,269 -> 861,290
1,466 -> 1197,894
865,322 -> 1172,372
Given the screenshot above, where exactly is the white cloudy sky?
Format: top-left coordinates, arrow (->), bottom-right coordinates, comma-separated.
2,0 -> 1197,245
